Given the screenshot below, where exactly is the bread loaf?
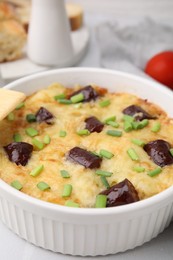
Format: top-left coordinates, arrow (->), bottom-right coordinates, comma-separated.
0,19 -> 26,62
66,3 -> 83,31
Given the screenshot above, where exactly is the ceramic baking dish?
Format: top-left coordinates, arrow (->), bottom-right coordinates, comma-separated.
1,68 -> 173,256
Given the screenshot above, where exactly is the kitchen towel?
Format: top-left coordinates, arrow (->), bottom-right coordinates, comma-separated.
96,18 -> 173,77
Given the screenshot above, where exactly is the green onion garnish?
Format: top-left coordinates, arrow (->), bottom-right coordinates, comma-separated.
26,114 -> 36,123
99,99 -> 111,107
147,167 -> 162,177
74,103 -> 82,109
65,200 -> 80,208
127,148 -> 139,161
100,176 -> 110,189
124,121 -> 133,132
59,130 -> 67,137
37,182 -> 50,191
95,194 -> 107,208
60,170 -> 70,178
104,116 -> 116,123
32,138 -> 44,150
99,149 -> 114,159
58,99 -> 72,104
123,115 -> 134,123
62,184 -> 72,197
54,93 -> 66,100
30,165 -> 44,177
13,133 -> 22,142
11,180 -> 23,190
77,129 -> 90,136
15,102 -> 25,110
70,93 -> 84,103
7,112 -> 15,121
170,148 -> 173,156
133,166 -> 145,173
106,121 -> 119,128
91,151 -> 102,157
43,134 -> 51,144
151,122 -> 161,133
132,119 -> 149,130
95,170 -> 113,177
106,130 -> 122,137
131,138 -> 145,147
25,127 -> 38,137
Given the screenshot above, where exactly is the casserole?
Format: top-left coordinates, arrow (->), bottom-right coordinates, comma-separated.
1,68 -> 173,256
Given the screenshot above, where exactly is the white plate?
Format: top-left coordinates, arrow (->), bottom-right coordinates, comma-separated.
0,26 -> 89,82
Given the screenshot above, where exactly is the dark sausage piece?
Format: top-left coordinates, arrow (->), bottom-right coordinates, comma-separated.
35,107 -> 54,124
85,116 -> 104,133
4,142 -> 33,166
68,147 -> 102,169
69,85 -> 99,102
100,178 -> 139,207
122,105 -> 156,121
143,139 -> 173,167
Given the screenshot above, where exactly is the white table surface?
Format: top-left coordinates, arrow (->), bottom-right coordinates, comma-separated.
1,1 -> 173,259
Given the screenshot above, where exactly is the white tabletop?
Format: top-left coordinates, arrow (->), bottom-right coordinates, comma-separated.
1,1 -> 173,259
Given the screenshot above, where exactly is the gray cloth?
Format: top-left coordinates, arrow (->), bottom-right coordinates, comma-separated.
96,18 -> 173,77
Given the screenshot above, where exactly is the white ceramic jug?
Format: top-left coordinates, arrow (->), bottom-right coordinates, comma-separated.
27,0 -> 74,66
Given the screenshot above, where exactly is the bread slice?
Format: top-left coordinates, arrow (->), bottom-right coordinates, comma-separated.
0,19 -> 26,62
66,3 -> 83,31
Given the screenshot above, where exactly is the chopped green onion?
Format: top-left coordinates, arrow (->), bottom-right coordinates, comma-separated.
151,122 -> 161,133
132,119 -> 149,130
131,138 -> 145,147
25,127 -> 38,137
104,116 -> 116,123
106,121 -> 119,128
26,114 -> 36,123
62,184 -> 72,197
148,167 -> 162,177
30,165 -> 44,177
70,93 -> 84,103
124,121 -> 133,132
59,130 -> 67,137
65,200 -> 79,208
54,93 -> 66,100
170,148 -> 173,156
100,176 -> 110,189
99,99 -> 111,107
106,130 -> 122,137
37,182 -> 50,191
58,99 -> 72,104
99,149 -> 114,159
74,103 -> 82,108
13,133 -> 22,142
77,129 -> 90,136
127,148 -> 139,161
7,112 -> 15,121
95,170 -> 113,177
123,115 -> 134,123
11,180 -> 23,190
32,138 -> 44,150
95,194 -> 107,208
133,165 -> 145,173
43,134 -> 51,144
60,170 -> 70,178
15,102 -> 25,110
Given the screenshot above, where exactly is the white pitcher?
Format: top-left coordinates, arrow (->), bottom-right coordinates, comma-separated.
27,0 -> 74,66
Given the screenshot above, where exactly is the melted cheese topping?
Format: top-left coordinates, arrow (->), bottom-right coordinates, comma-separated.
0,83 -> 173,208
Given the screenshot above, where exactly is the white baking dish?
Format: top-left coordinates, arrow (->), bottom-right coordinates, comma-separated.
1,68 -> 173,256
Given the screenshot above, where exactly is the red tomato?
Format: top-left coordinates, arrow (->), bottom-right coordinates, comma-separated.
145,51 -> 173,89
